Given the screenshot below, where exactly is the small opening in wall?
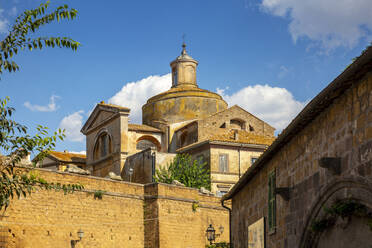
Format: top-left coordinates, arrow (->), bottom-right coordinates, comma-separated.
220,123 -> 226,128
249,125 -> 254,131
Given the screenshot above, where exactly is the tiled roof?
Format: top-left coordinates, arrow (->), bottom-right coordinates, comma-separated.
48,151 -> 86,163
128,124 -> 163,133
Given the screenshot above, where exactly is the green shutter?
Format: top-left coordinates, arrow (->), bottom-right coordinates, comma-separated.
268,170 -> 276,233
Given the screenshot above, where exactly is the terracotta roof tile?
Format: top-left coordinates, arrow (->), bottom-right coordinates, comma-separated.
48,151 -> 86,163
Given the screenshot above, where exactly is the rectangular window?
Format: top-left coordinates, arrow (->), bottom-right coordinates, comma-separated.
268,170 -> 276,233
219,154 -> 228,172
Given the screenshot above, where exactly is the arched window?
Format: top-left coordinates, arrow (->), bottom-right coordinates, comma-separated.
94,132 -> 112,160
230,119 -> 245,130
136,136 -> 161,151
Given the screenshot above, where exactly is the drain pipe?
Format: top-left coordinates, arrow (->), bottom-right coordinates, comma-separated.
221,198 -> 233,248
151,151 -> 156,182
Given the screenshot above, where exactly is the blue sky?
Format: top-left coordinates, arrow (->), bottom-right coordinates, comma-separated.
0,0 -> 371,155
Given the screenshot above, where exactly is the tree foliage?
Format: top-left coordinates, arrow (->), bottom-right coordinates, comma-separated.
0,1 -> 83,211
0,97 -> 83,210
154,153 -> 211,190
0,0 -> 80,74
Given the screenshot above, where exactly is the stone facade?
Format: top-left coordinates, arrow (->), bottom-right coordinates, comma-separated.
223,47 -> 372,247
76,44 -> 275,195
0,168 -> 229,248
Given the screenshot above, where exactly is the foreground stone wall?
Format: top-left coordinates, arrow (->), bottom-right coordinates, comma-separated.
0,168 -> 228,248
0,169 -> 145,248
230,72 -> 372,247
145,183 -> 230,248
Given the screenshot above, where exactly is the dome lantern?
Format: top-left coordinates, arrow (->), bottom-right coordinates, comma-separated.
170,43 -> 198,88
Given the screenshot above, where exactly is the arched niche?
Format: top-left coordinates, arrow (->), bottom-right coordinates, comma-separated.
299,176 -> 372,248
93,130 -> 113,160
136,135 -> 161,152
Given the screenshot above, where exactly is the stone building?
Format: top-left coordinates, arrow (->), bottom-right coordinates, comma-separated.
79,44 -> 275,195
222,46 -> 372,247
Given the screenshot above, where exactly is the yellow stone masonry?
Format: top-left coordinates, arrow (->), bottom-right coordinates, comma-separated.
0,168 -> 229,248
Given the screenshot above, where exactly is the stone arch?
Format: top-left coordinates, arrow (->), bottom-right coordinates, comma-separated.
299,176 -> 372,248
136,135 -> 161,151
93,129 -> 113,160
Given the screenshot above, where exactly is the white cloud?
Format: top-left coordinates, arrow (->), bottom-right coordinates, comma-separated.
59,110 -> 85,142
260,0 -> 372,50
24,95 -> 59,112
109,74 -> 171,123
0,9 -> 9,34
278,65 -> 289,78
217,84 -> 306,131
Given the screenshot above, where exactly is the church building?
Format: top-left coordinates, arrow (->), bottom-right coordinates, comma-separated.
72,44 -> 275,195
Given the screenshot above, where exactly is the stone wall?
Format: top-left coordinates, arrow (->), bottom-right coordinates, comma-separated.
1,168 -> 145,248
198,105 -> 275,141
122,148 -> 176,184
230,72 -> 372,247
145,183 -> 230,248
0,168 -> 228,247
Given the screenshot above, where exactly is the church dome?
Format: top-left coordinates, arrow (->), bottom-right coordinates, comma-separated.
142,44 -> 228,126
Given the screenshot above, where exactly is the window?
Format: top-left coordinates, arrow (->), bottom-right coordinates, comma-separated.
94,132 -> 111,160
268,170 -> 276,233
249,125 -> 254,131
230,119 -> 245,130
172,68 -> 178,86
251,157 -> 258,165
219,154 -> 228,172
